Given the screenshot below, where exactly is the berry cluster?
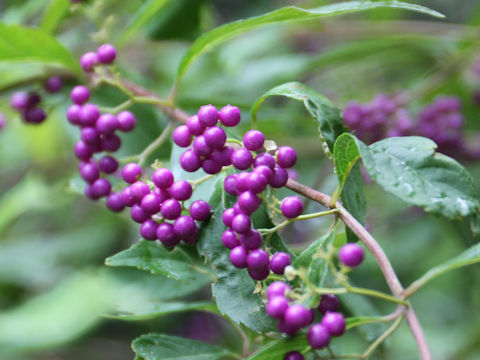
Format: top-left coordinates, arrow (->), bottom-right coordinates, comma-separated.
269,243 -> 364,358
9,76 -> 63,124
80,44 -> 116,73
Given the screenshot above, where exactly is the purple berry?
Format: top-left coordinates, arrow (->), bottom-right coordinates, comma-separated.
189,200 -> 211,221
152,168 -> 174,189
270,252 -> 291,275
96,113 -> 118,134
247,249 -> 270,271
161,199 -> 182,220
121,186 -> 136,207
229,246 -> 248,268
79,162 -> 99,183
269,165 -> 288,188
238,191 -> 261,215
198,104 -> 218,127
153,187 -> 170,202
284,351 -> 304,360
173,215 -> 196,239
239,229 -> 262,250
66,104 -> 82,126
204,126 -> 226,149
81,126 -> 100,145
169,180 -> 192,201
222,208 -> 236,228
266,296 -> 288,319
193,135 -> 213,157
130,181 -> 151,202
122,163 -> 142,184
222,230 -> 240,249
277,318 -> 300,336
84,184 -> 97,200
281,196 -> 303,218
231,148 -> 253,170
202,158 -> 223,174
10,91 -> 29,110
173,125 -> 192,147
183,226 -> 199,245
247,172 -> 268,193
307,324 -> 330,349
74,141 -> 92,160
117,111 -> 136,132
253,153 -> 275,169
157,223 -> 180,247
243,130 -> 265,151
318,294 -> 339,314
44,76 -> 62,93
284,304 -> 311,328
180,149 -> 202,172
235,172 -> 250,193
97,43 -> 117,64
90,178 -> 111,198
98,155 -> 118,174
219,146 -> 234,166
231,214 -> 251,234
141,219 -> 158,240
267,281 -> 291,299
276,146 -> 297,168
186,115 -> 206,135
70,86 -> 90,105
233,202 -> 247,216
248,267 -> 270,281
223,174 -> 238,195
80,51 -> 98,72
131,204 -> 149,223
321,312 -> 346,336
0,114 -> 5,130
80,103 -> 100,126
23,107 -> 46,124
101,133 -> 121,152
106,192 -> 125,212
140,193 -> 162,214
338,243 -> 364,267
219,105 -> 240,127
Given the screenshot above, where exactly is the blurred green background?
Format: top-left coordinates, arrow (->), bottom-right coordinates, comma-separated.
0,0 -> 480,359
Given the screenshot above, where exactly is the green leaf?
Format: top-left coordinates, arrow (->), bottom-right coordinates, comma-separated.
40,0 -> 70,34
407,242 -> 480,296
362,136 -> 480,220
246,336 -> 307,360
197,176 -> 275,333
333,133 -> 367,241
0,23 -> 80,90
105,240 -> 212,281
132,334 -> 231,360
119,0 -> 172,45
251,81 -> 346,155
175,1 -> 443,85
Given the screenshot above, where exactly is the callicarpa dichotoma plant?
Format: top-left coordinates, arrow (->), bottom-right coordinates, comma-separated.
1,1 -> 480,360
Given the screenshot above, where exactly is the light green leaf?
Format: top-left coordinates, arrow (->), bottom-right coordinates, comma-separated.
119,0 -> 171,45
175,1 -> 443,85
251,81 -> 345,155
346,316 -> 390,330
334,133 -> 361,192
40,0 -> 70,34
246,336 -> 307,360
131,334 -> 231,360
406,242 -> 480,296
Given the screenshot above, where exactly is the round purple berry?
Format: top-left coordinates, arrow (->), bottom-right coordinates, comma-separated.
284,351 -> 304,360
202,158 -> 223,174
204,126 -> 226,149
96,113 -> 118,134
98,155 -> 118,174
267,281 -> 291,299
231,214 -> 251,234
247,249 -> 270,271
80,52 -> 98,72
307,323 -> 330,349
117,111 -> 136,132
90,178 -> 111,198
338,243 -> 364,267
97,43 -> 117,64
121,186 -> 136,207
222,230 -> 240,249
186,115 -> 206,135
161,199 -> 182,220
173,215 -> 196,239
101,133 -> 121,152
318,294 -> 339,314
10,91 -> 29,110
231,148 -> 253,170
253,153 -> 275,169
248,267 -> 270,281
140,193 -> 162,214
66,104 -> 82,126
173,125 -> 192,148
238,191 -> 261,215
182,226 -> 199,245
74,141 -> 93,160
247,172 -> 268,194
122,163 -> 142,184
270,252 -> 291,275
198,104 -> 218,127
239,229 -> 262,250
219,105 -> 240,127
266,296 -> 288,319
180,149 -> 202,172
229,246 -> 248,268
130,181 -> 150,202
269,165 -> 288,188
79,162 -> 99,183
277,318 -> 300,336
152,168 -> 174,189
276,146 -> 297,168
131,204 -> 149,223
169,180 -> 192,201
81,127 -> 100,145
44,76 -> 62,93
23,107 -> 46,124
189,200 -> 211,221
141,219 -> 158,240
193,135 -> 213,157
106,192 -> 125,212
80,103 -> 100,126
321,311 -> 346,337
219,146 -> 234,166
222,208 -> 236,228
70,86 -> 90,105
284,304 -> 311,328
243,130 -> 265,151
223,174 -> 238,196
281,196 -> 303,219
157,223 -> 180,247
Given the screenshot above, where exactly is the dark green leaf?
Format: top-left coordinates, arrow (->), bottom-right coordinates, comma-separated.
251,81 -> 346,155
105,240 -> 212,281
132,334 -> 231,360
246,336 -> 307,360
40,0 -> 70,34
175,1 -> 443,85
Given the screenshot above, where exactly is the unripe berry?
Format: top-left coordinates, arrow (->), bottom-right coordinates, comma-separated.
140,193 -> 162,214
267,281 -> 291,299
96,113 -> 118,134
239,229 -> 262,250
243,130 -> 265,151
98,155 -> 119,174
180,149 -> 202,172
141,219 -> 158,240
122,163 -> 142,184
270,252 -> 291,274
276,146 -> 297,168
97,43 -> 117,64
318,294 -> 339,314
281,196 -> 303,218
230,246 -> 248,268
169,180 -> 192,201
161,199 -> 182,220
231,214 -> 251,234
117,111 -> 136,132
157,223 -> 180,247
222,208 -> 236,228
307,323 -> 330,349
189,200 -> 211,221
231,148 -> 253,170
223,174 -> 238,196
338,243 -> 364,267
222,230 -> 240,249
219,105 -> 240,127
173,215 -> 196,239
131,204 -> 149,223
80,51 -> 98,72
44,76 -> 62,93
186,115 -> 206,135
198,104 -> 218,127
106,192 -> 125,212
269,165 -> 288,188
90,178 -> 111,198
152,168 -> 174,189
266,296 -> 288,319
70,86 -> 90,105
204,126 -> 226,149
130,181 -> 150,202
173,125 -> 192,147
247,249 -> 270,271
321,311 -> 346,336
284,351 -> 304,360
284,304 -> 311,328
